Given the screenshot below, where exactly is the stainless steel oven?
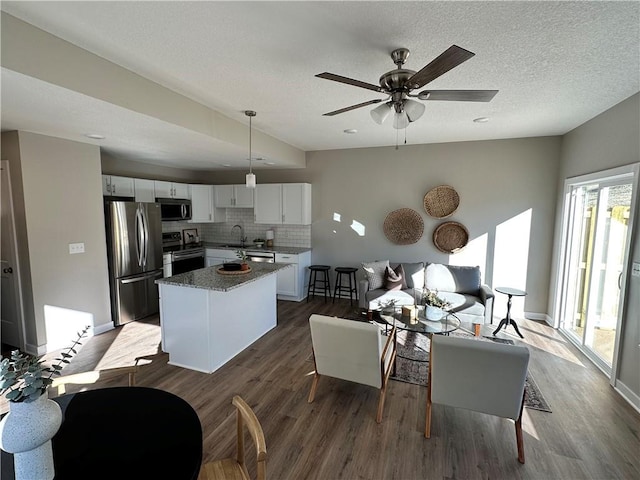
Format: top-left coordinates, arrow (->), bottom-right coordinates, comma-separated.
162,232 -> 205,276
171,248 -> 205,275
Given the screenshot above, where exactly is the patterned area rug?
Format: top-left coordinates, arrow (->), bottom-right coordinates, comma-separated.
392,329 -> 552,412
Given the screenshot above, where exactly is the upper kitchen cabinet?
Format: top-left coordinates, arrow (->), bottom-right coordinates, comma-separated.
134,178 -> 156,203
102,175 -> 135,197
214,185 -> 254,208
254,183 -> 311,225
189,184 -> 226,223
154,181 -> 190,200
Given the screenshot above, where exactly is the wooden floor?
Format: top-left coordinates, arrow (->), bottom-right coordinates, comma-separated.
6,299 -> 639,480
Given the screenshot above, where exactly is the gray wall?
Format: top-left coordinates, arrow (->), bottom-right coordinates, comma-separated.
552,93 -> 640,401
2,131 -> 112,352
255,138 -> 561,317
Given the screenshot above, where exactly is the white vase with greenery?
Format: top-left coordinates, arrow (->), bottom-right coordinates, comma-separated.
0,327 -> 88,480
422,289 -> 452,321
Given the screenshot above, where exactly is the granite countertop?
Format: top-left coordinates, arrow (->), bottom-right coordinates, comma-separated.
201,242 -> 311,255
156,261 -> 292,292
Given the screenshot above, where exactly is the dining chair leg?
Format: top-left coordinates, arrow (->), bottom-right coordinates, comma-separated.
515,417 -> 525,464
308,373 -> 320,403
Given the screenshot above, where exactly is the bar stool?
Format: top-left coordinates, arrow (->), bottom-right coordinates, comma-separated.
307,265 -> 332,302
333,267 -> 359,305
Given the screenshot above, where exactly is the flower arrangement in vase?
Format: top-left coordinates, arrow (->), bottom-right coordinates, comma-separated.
422,289 -> 452,320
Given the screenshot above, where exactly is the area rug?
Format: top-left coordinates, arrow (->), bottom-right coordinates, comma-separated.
392,330 -> 552,412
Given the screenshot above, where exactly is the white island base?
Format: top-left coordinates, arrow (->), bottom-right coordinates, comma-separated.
159,272 -> 277,374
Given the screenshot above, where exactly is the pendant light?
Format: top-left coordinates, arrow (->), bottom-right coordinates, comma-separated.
245,110 -> 256,188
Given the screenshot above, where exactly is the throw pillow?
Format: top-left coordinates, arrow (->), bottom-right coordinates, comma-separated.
401,262 -> 425,289
362,260 -> 389,290
384,264 -> 407,291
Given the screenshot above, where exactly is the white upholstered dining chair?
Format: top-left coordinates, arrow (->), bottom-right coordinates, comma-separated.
425,335 -> 530,463
308,314 -> 396,423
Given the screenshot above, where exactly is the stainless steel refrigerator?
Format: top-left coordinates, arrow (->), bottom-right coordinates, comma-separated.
105,201 -> 163,326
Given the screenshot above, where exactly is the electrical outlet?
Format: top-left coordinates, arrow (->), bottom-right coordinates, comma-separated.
69,242 -> 85,254
632,262 -> 640,278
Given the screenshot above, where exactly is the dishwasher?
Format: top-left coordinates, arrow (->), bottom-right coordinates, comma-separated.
246,251 -> 275,263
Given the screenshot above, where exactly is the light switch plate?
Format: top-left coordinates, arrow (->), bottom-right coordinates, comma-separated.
632,262 -> 640,277
69,242 -> 85,254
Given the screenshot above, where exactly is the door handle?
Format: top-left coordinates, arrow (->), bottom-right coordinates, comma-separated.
3,267 -> 13,274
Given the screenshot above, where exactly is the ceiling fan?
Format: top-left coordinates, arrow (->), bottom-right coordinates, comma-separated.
316,45 -> 498,129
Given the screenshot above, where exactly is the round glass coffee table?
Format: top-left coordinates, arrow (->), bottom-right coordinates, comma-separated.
378,306 -> 461,336
377,306 -> 460,368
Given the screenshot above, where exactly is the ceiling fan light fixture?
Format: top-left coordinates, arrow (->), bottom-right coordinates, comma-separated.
404,99 -> 426,122
370,102 -> 393,124
393,111 -> 410,130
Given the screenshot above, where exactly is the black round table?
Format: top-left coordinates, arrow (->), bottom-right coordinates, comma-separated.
2,387 -> 202,480
492,286 -> 527,338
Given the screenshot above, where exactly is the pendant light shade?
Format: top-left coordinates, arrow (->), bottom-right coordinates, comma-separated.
245,110 -> 256,189
370,102 -> 393,125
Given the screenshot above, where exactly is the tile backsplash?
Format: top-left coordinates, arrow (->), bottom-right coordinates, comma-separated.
162,208 -> 311,247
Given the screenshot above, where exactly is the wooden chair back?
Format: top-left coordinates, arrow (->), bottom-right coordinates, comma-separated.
50,365 -> 138,396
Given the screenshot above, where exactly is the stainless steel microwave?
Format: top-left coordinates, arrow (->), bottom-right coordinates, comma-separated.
157,198 -> 192,221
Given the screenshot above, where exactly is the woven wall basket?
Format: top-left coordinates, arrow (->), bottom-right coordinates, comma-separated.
383,208 -> 424,245
433,221 -> 469,253
423,185 -> 460,218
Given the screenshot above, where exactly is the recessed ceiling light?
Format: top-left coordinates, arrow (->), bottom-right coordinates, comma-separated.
265,162 -> 275,166
473,117 -> 489,123
221,164 -> 231,167
84,133 -> 105,139
343,129 -> 358,134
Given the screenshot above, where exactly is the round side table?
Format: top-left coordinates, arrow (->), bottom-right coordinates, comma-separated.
492,287 -> 526,338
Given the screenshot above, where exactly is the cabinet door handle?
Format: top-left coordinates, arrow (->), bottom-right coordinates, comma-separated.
282,214 -> 285,223
113,184 -> 116,194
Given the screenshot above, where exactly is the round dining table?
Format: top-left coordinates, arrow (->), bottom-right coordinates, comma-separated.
2,386 -> 203,480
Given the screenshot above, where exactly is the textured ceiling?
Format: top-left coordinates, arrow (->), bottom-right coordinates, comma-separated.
1,1 -> 639,170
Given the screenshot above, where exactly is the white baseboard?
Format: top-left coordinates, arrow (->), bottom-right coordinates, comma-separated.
614,379 -> 640,414
91,322 -> 114,336
524,311 -> 554,326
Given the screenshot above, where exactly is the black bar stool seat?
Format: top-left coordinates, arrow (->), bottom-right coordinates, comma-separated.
333,267 -> 359,305
307,265 -> 332,302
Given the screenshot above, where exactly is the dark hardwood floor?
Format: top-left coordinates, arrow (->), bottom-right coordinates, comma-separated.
5,299 -> 639,479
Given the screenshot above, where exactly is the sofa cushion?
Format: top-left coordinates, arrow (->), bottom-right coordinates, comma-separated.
362,260 -> 389,290
384,264 -> 407,291
399,262 -> 425,290
425,263 -> 480,295
366,289 -> 417,309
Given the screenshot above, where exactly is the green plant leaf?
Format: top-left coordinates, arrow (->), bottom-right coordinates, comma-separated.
6,389 -> 21,400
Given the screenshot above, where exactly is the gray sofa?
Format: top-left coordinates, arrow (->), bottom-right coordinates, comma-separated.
358,261 -> 494,325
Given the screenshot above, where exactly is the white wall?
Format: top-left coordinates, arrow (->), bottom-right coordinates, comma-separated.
552,93 -> 640,403
6,132 -> 112,352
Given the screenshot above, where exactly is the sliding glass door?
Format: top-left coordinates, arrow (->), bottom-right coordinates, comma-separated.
559,173 -> 634,373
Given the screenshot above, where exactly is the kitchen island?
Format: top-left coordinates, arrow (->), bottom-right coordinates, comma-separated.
156,261 -> 291,373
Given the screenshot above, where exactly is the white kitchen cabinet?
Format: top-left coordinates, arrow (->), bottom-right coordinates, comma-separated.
155,181 -> 190,199
214,185 -> 254,208
134,178 -> 156,202
275,250 -> 311,301
254,184 -> 282,224
254,183 -> 311,225
189,185 -> 226,223
206,257 -> 229,267
102,175 -> 135,197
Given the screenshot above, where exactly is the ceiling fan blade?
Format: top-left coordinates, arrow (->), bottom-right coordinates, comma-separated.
407,45 -> 475,90
316,72 -> 383,93
420,90 -> 499,102
322,99 -> 383,116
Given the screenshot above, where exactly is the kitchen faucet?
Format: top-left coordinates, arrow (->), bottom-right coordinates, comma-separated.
231,224 -> 246,246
